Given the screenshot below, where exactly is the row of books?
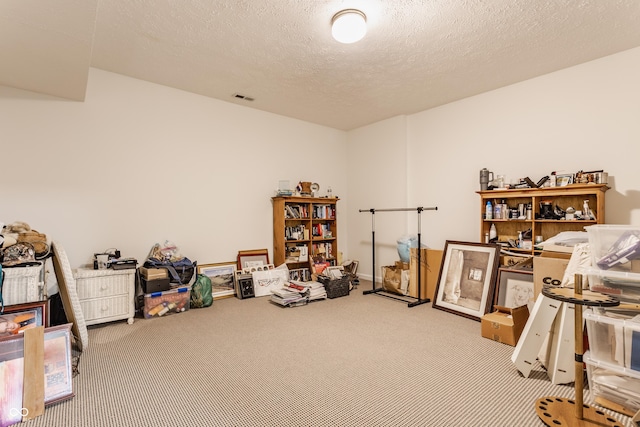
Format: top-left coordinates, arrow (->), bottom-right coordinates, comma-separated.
285,204 -> 309,219
285,225 -> 309,240
286,245 -> 308,262
270,280 -> 327,307
312,205 -> 335,219
288,267 -> 311,281
311,242 -> 333,257
311,223 -> 332,238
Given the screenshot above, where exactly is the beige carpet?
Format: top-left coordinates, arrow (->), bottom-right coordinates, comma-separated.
22,283 -> 633,427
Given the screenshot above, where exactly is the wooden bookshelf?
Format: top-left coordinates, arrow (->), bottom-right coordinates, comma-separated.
272,196 -> 339,269
478,184 -> 608,255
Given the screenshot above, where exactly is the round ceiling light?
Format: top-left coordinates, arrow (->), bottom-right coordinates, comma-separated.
331,9 -> 367,44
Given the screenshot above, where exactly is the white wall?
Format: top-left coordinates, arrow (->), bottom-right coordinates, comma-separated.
0,68 -> 348,268
3,47 -> 640,281
348,47 -> 640,282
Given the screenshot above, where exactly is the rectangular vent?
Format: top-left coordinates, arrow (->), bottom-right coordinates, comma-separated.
233,93 -> 254,102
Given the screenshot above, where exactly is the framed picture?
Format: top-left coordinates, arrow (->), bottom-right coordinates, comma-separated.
433,241 -> 500,321
556,174 -> 573,187
0,332 -> 24,426
0,301 -> 48,337
43,324 -> 74,405
495,268 -> 534,312
237,249 -> 269,270
0,323 -> 74,422
197,262 -> 237,300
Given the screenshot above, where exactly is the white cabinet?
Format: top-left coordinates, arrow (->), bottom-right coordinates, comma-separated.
74,268 -> 136,325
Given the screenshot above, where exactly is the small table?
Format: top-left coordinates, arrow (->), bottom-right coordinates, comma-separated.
536,275 -> 623,427
74,268 -> 136,325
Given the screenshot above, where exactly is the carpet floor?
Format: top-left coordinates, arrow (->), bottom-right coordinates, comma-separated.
22,283 -> 633,427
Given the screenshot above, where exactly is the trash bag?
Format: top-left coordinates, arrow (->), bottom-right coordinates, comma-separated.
190,273 -> 213,308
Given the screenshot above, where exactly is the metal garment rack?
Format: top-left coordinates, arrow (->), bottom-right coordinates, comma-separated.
358,206 -> 438,307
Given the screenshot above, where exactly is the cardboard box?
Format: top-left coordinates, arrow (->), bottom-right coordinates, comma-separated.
139,266 -> 168,280
408,248 -> 443,300
481,305 -> 530,346
533,251 -> 571,298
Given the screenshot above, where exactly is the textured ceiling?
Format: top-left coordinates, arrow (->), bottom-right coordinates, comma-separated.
2,0 -> 640,130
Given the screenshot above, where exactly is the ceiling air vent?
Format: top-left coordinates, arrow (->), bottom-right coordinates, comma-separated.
233,93 -> 254,102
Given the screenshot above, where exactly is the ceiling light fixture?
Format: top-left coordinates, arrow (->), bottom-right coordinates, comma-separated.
331,9 -> 367,44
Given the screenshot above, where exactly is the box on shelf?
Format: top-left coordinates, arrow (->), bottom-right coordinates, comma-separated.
532,250 -> 571,298
584,350 -> 640,417
585,224 -> 640,272
481,305 -> 529,346
143,286 -> 191,318
2,265 -> 44,305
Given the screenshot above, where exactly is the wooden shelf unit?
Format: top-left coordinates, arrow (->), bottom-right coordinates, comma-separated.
272,196 -> 339,268
478,184 -> 609,255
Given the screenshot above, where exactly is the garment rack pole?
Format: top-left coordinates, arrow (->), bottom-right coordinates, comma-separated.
358,206 -> 438,307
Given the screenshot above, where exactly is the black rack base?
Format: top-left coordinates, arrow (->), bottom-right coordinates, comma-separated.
364,288 -> 430,307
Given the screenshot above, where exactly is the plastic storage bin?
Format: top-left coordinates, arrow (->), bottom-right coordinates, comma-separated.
585,350 -> 640,415
584,310 -> 627,368
585,225 -> 640,272
143,286 -> 191,318
587,268 -> 640,304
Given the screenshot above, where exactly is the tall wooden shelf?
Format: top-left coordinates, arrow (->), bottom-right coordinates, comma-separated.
272,196 -> 339,268
478,184 -> 609,255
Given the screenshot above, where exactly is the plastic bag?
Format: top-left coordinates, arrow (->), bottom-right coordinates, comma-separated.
397,235 -> 419,263
147,241 -> 183,262
191,274 -> 213,308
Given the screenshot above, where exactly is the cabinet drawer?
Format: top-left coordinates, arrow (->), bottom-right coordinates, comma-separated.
76,274 -> 132,299
80,295 -> 130,321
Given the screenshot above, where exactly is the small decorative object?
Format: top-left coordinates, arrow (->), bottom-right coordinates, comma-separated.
555,174 -> 573,187
433,240 -> 500,321
299,181 -> 313,196
310,182 -> 320,197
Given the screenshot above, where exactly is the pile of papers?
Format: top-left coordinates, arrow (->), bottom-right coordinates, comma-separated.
270,280 -> 327,307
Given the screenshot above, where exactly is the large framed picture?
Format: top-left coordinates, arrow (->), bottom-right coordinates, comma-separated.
433,241 -> 500,321
197,262 -> 237,300
237,249 -> 269,270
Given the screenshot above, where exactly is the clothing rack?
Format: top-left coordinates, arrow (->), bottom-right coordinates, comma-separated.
358,206 -> 438,307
